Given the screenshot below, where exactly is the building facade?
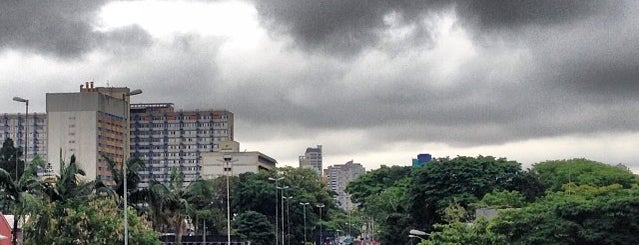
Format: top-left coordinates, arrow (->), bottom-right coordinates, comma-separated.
200,151 -> 276,179
129,103 -> 234,187
324,160 -> 365,210
46,83 -> 130,183
0,113 -> 47,162
299,145 -> 323,177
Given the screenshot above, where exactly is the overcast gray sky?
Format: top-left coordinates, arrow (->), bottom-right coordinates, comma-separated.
1,0 -> 638,172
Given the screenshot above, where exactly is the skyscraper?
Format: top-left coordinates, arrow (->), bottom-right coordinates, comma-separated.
129,103 -> 234,187
324,160 -> 365,210
46,83 -> 130,182
299,145 -> 322,177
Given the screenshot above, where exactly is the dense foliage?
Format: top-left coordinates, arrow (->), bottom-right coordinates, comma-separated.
532,158 -> 638,192
2,133 -> 636,245
409,156 -> 537,231
344,157 -> 639,245
493,184 -> 639,245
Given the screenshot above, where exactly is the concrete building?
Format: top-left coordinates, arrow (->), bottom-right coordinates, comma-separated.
299,145 -> 323,177
0,113 -> 47,162
324,160 -> 365,210
129,103 -> 234,186
200,150 -> 277,179
46,83 -> 130,183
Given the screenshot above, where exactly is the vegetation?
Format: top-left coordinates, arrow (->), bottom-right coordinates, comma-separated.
344,157 -> 639,245
1,135 -> 637,245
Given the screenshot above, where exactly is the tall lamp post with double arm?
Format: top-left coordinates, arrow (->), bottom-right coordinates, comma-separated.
268,177 -> 285,245
122,89 -> 142,245
218,154 -> 237,244
12,96 -> 28,180
300,202 -> 310,244
316,203 -> 325,245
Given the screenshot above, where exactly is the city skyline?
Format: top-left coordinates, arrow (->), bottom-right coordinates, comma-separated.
1,1 -> 638,173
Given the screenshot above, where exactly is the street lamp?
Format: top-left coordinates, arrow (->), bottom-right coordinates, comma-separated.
409,229 -> 429,242
219,154 -> 237,245
277,186 -> 289,245
316,203 -> 325,245
12,96 -> 28,180
268,177 -> 284,245
282,196 -> 293,245
122,89 -> 141,245
300,202 -> 310,244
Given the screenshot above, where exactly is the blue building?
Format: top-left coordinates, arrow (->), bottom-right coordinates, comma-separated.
412,153 -> 432,167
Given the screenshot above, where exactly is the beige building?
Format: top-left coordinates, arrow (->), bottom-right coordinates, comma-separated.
324,160 -> 365,210
200,150 -> 276,179
46,83 -> 131,183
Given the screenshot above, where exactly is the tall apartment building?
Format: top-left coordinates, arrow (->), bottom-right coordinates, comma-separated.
0,113 -> 47,162
129,103 -> 234,187
46,83 -> 131,182
324,160 -> 365,210
299,145 -> 323,177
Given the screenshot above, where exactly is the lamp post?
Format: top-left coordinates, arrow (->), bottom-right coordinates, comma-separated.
12,97 -> 28,180
268,177 -> 284,245
122,89 -> 142,245
316,203 -> 325,245
220,154 -> 237,245
300,202 -> 310,244
282,196 -> 293,245
277,186 -> 289,245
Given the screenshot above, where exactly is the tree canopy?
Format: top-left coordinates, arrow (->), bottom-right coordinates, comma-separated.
532,158 -> 638,192
408,156 -> 533,230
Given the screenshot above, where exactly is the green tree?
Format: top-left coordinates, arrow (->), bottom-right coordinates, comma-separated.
409,156 -> 533,231
492,184 -> 639,245
234,211 -> 274,245
0,138 -> 25,182
475,190 -> 526,209
233,167 -> 336,245
42,155 -> 94,203
0,156 -> 45,245
420,218 -> 507,245
144,168 -> 212,244
346,165 -> 412,208
22,197 -> 160,245
532,158 -> 638,192
99,156 -> 147,203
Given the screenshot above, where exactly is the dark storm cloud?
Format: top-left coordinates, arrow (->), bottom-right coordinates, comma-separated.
224,0 -> 639,147
254,0 -> 443,56
253,0 -> 621,56
0,0 -> 151,58
104,34 -> 222,109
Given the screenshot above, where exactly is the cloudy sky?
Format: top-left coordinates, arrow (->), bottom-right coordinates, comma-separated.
2,0 -> 638,172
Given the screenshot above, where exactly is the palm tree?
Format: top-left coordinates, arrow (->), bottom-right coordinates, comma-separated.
21,155 -> 96,244
140,167 -> 202,245
42,155 -> 94,203
98,156 -> 146,205
0,156 -> 45,245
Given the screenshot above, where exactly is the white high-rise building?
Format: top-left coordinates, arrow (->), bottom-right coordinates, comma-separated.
0,113 -> 47,162
299,145 -> 322,177
129,103 -> 234,187
46,83 -> 131,183
325,160 -> 365,210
